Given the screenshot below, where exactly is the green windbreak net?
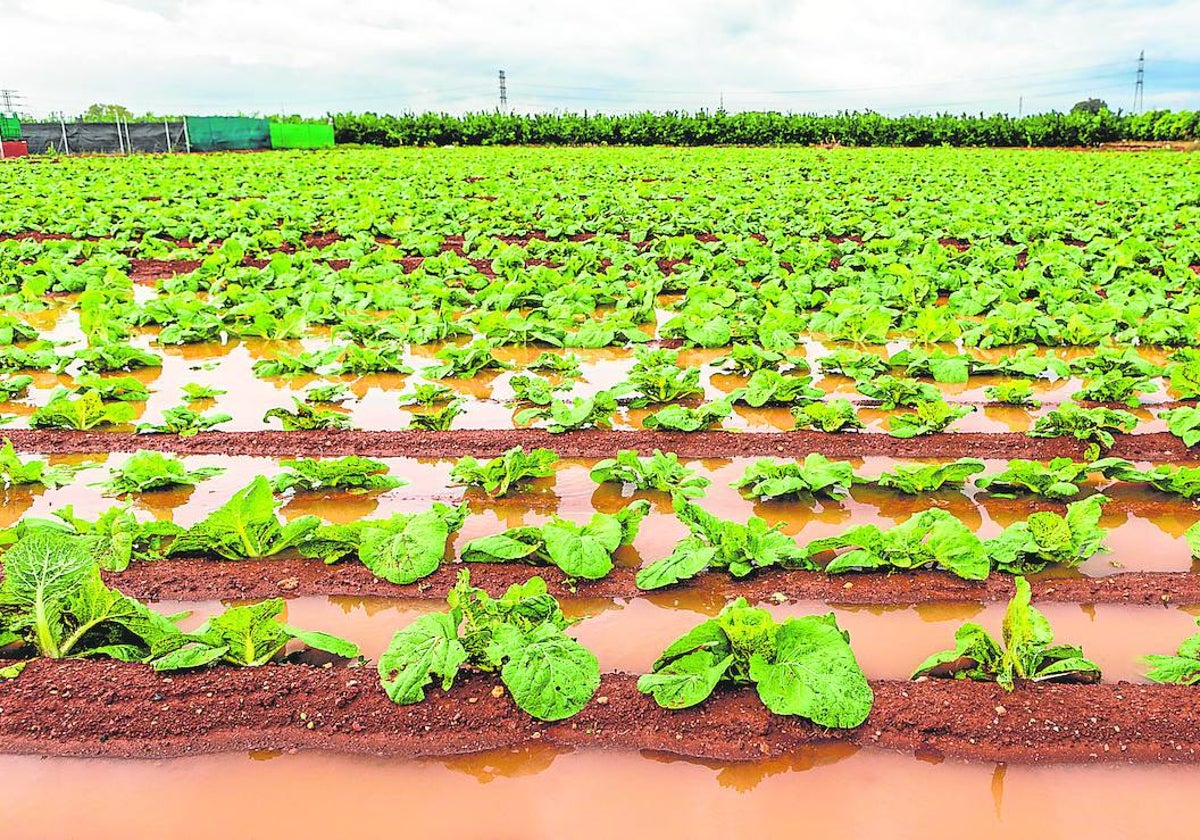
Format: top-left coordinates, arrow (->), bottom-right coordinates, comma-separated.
269,122 -> 335,149
0,115 -> 20,141
185,116 -> 270,151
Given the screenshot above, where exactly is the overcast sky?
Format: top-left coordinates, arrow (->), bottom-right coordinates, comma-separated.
1,0 -> 1196,118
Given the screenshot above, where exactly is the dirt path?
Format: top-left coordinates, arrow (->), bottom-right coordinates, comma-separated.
3,429 -> 1193,460
0,659 -> 1193,764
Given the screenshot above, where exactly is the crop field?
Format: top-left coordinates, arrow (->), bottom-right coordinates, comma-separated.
3,145 -> 1200,837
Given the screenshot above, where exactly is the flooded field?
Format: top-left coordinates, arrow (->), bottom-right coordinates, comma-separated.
5,745 -> 1199,840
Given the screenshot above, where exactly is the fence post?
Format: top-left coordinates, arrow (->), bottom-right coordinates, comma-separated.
59,117 -> 70,155
164,119 -> 171,153
182,117 -> 191,153
124,117 -> 133,155
113,109 -> 124,155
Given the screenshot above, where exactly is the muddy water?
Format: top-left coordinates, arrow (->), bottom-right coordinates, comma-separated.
159,595 -> 1195,683
9,454 -> 1199,576
2,302 -> 1181,432
4,746 -> 1200,840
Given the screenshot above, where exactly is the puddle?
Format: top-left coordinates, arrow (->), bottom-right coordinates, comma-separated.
2,745 -> 1198,840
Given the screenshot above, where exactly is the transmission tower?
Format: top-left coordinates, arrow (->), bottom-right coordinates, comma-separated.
1133,51 -> 1144,113
0,89 -> 24,114
499,70 -> 507,110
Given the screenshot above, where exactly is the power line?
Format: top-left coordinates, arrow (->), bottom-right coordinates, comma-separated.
0,89 -> 25,114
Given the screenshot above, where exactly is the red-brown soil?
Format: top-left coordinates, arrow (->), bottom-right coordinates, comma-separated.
3,429 -> 1191,461
94,557 -> 1200,606
0,659 -> 1193,764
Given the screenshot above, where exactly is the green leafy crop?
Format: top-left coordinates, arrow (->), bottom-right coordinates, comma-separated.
263,398 -> 351,431
1028,402 -> 1137,458
984,495 -> 1108,574
731,454 -> 856,501
99,450 -> 224,495
791,399 -> 864,432
1145,618 -> 1200,685
642,398 -> 732,431
729,369 -> 823,407
636,498 -> 812,589
589,449 -> 710,498
461,501 -> 649,580
167,476 -> 319,560
152,598 -> 359,671
0,439 -> 84,490
30,390 -> 135,431
300,504 -> 466,583
516,390 -> 618,432
378,571 -> 599,721
450,446 -> 558,497
913,577 -> 1100,690
975,457 -> 1123,499
271,456 -> 404,494
806,509 -> 989,580
638,598 -> 872,727
137,405 -> 232,436
887,399 -> 974,438
871,458 -> 984,494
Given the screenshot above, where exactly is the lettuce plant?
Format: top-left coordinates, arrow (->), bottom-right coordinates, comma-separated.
791,399 -> 864,432
1028,402 -> 1137,458
984,496 -> 1108,574
1160,406 -> 1200,447
731,454 -> 856,501
138,405 -> 232,436
263,398 -> 351,431
450,446 -> 558,497
516,390 -> 618,432
151,598 -> 359,671
589,449 -> 710,498
378,571 -> 599,721
0,375 -> 32,402
887,399 -> 974,438
712,345 -> 808,375
975,457 -> 1123,499
99,450 -> 224,495
642,398 -> 732,431
423,339 -> 513,379
1145,618 -> 1200,685
397,383 -> 455,407
30,390 -> 136,430
729,369 -> 822,407
913,577 -> 1099,690
3,505 -> 182,572
72,374 -> 149,402
271,456 -> 404,494
528,351 -> 583,377
181,382 -> 227,402
984,381 -> 1039,407
636,499 -> 812,589
461,500 -> 649,580
806,509 -> 989,580
0,439 -> 84,489
871,458 -> 985,494
855,375 -> 939,410
407,397 -> 465,430
638,597 -> 872,727
167,477 -> 320,560
506,374 -> 569,407
300,504 -> 466,584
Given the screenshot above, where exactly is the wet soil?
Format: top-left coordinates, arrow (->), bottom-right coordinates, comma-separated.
96,558 -> 1200,605
0,659 -> 1193,765
2,429 -> 1192,461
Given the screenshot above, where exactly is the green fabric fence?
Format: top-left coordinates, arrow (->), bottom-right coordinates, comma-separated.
269,122 -> 335,149
0,115 -> 20,141
185,116 -> 271,151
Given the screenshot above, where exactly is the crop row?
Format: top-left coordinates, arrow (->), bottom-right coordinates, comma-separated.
3,458 -> 1196,586
4,528 -> 1200,730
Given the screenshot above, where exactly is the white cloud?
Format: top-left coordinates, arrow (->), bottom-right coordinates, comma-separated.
0,0 -> 1195,117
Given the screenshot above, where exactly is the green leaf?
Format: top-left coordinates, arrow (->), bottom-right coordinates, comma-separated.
637,650 -> 733,709
499,625 -> 600,721
378,612 -> 469,703
167,476 -> 319,560
750,614 -> 873,727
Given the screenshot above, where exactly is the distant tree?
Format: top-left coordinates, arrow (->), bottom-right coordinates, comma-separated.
80,103 -> 133,122
1071,98 -> 1109,115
